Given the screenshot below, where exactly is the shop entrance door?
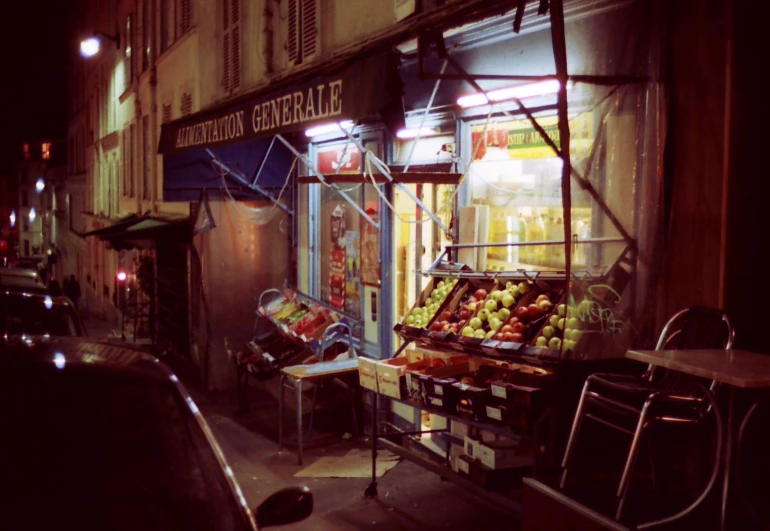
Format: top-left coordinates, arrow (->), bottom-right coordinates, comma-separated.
156,241 -> 190,358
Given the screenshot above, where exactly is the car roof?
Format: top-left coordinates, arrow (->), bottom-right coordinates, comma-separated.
0,291 -> 71,306
0,336 -> 173,382
0,268 -> 40,278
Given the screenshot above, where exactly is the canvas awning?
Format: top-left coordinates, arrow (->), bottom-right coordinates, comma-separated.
84,214 -> 191,251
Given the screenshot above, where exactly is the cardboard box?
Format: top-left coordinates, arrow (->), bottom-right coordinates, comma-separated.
464,436 -> 533,470
450,442 -> 465,473
358,357 -> 378,392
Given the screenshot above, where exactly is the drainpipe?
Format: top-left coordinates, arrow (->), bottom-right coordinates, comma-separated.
150,0 -> 159,212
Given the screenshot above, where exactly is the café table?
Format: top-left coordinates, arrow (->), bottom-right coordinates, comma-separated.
626,349 -> 770,531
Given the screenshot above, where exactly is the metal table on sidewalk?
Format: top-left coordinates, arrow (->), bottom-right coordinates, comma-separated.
278,357 -> 360,465
626,348 -> 770,531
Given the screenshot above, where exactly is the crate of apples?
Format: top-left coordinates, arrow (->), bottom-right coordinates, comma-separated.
491,289 -> 555,344
532,300 -> 586,353
402,277 -> 459,330
460,281 -> 531,342
429,284 -> 491,337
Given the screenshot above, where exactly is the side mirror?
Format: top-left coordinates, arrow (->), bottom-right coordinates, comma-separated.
255,486 -> 313,529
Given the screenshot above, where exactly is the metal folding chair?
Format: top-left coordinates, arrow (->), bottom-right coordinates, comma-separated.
559,307 -> 734,522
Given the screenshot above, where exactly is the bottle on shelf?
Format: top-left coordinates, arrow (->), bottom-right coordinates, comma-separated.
506,213 -> 526,265
526,214 -> 545,267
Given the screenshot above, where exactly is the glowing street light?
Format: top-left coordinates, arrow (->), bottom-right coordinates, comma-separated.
28,207 -> 36,224
116,270 -> 128,282
79,31 -> 120,59
36,177 -> 45,193
9,210 -> 15,228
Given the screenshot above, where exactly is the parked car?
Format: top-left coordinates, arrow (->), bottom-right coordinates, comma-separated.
0,291 -> 85,336
0,336 -> 313,530
0,267 -> 47,293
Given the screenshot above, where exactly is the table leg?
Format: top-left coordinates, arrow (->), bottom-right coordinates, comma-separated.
297,379 -> 303,466
278,373 -> 285,454
721,385 -> 735,531
364,390 -> 379,498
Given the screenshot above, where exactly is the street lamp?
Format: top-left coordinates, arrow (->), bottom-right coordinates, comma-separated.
80,31 -> 120,58
36,177 -> 45,193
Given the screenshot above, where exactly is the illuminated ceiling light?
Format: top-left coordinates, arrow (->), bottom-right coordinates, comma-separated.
396,127 -> 438,139
29,207 -> 36,223
54,352 -> 66,370
80,37 -> 101,58
36,178 -> 45,193
44,295 -> 53,309
9,210 -> 15,228
457,80 -> 565,108
305,120 -> 354,138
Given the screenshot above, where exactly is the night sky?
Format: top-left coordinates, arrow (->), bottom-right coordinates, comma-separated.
0,2 -> 68,173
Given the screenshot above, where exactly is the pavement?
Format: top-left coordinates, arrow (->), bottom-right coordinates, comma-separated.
82,314 -> 521,531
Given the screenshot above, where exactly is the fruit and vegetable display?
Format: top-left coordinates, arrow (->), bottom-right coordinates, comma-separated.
532,298 -> 589,353
459,281 -> 535,342
404,278 -> 459,329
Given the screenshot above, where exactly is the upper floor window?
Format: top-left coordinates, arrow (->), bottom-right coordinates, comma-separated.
22,144 -> 31,160
125,14 -> 134,87
180,0 -> 193,33
288,0 -> 319,66
142,0 -> 150,72
222,0 -> 241,93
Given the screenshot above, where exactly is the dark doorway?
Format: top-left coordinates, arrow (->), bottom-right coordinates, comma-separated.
156,241 -> 190,358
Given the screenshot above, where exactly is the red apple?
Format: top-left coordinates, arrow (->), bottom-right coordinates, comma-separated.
527,304 -> 541,319
515,306 -> 529,320
430,322 -> 444,331
441,310 -> 453,321
474,289 -> 488,300
512,321 -> 525,334
536,294 -> 550,304
508,316 -> 520,327
501,324 -> 514,334
458,309 -> 470,320
494,333 -> 505,341
511,332 -> 524,343
503,332 -> 516,342
457,319 -> 467,328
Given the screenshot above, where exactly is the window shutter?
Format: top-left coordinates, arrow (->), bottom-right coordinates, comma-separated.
181,0 -> 192,33
231,0 -> 241,90
301,0 -> 318,61
181,92 -> 193,116
162,103 -> 172,123
287,0 -> 299,64
222,0 -> 231,92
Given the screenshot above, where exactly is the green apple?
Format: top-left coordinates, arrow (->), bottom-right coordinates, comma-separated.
557,304 -> 566,317
485,299 -> 498,313
470,317 -> 483,330
489,317 -> 503,331
548,337 -> 562,350
542,325 -> 555,339
437,280 -> 445,289
477,309 -> 489,322
557,318 -> 565,330
568,317 -> 580,330
467,302 -> 477,313
490,290 -> 504,302
474,329 -> 487,339
518,282 -> 530,293
411,308 -> 422,317
461,326 -> 475,337
550,315 -> 560,328
425,297 -> 434,307
539,300 -> 553,312
431,289 -> 439,299
406,315 -> 415,325
502,293 -> 515,308
506,281 -> 514,290
486,330 -> 496,340
497,308 -> 511,321
563,339 -> 575,351
536,336 -> 548,348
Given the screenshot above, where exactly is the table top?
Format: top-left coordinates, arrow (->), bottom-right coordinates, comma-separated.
280,358 -> 359,380
626,349 -> 770,388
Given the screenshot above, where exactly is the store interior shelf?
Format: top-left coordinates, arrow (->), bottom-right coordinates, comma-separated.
376,436 -> 523,515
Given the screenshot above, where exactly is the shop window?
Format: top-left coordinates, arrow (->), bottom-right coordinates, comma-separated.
41,142 -> 51,160
287,0 -> 318,66
222,0 -> 241,93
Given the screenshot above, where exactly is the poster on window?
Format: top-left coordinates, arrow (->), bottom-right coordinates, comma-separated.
345,231 -> 361,316
317,145 -> 362,175
329,204 -> 347,311
361,206 -> 380,287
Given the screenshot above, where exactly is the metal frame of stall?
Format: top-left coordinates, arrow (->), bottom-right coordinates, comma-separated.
359,0 -> 655,519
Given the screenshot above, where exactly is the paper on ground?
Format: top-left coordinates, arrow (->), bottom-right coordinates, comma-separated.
294,448 -> 400,478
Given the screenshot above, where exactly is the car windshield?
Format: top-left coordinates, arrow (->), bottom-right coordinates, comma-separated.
0,365 -> 252,531
0,298 -> 80,336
